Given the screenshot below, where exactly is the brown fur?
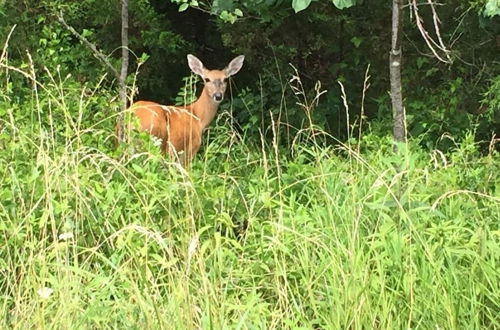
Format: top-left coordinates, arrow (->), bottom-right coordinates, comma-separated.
131,100 -> 202,165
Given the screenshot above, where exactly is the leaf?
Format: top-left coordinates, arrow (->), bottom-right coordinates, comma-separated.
82,29 -> 93,38
332,0 -> 356,10
213,0 -> 235,12
292,0 -> 312,13
131,164 -> 143,174
220,10 -> 237,23
178,3 -> 189,12
139,53 -> 150,64
350,36 -> 362,48
484,0 -> 500,17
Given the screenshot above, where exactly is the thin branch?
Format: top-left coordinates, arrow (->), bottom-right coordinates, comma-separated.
57,12 -> 120,80
57,10 -> 130,142
411,0 -> 452,63
402,1 -> 445,8
428,0 -> 451,62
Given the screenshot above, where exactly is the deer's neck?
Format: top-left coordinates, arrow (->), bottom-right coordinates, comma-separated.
188,88 -> 220,130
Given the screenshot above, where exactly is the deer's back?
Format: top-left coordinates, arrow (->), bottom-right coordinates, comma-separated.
132,101 -> 202,155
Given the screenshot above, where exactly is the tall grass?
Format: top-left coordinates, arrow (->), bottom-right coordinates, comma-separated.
0,56 -> 499,329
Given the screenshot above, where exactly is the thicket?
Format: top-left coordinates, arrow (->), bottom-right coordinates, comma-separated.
0,61 -> 498,327
0,0 -> 499,328
1,0 -> 499,148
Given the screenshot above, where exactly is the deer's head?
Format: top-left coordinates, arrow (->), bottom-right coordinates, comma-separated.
187,54 -> 245,103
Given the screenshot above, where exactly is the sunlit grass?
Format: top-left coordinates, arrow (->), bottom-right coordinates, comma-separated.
0,57 -> 499,329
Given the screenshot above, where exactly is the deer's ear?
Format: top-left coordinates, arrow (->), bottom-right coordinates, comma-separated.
224,55 -> 245,77
187,54 -> 206,77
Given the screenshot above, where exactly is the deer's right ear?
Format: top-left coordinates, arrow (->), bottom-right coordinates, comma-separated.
187,54 -> 206,77
224,55 -> 245,77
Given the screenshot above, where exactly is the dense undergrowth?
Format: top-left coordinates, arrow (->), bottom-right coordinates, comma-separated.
0,62 -> 499,329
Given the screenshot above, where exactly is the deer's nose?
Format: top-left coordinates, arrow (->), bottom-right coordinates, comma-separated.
214,92 -> 223,102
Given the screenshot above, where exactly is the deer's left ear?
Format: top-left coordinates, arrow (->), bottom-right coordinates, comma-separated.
187,54 -> 206,77
224,55 -> 245,77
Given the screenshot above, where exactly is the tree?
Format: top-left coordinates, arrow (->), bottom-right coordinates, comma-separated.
390,0 -> 405,143
58,0 -> 130,142
117,0 -> 129,142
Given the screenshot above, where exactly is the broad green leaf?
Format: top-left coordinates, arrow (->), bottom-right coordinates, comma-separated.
292,0 -> 312,13
213,0 -> 236,12
484,0 -> 500,17
350,36 -> 362,48
220,10 -> 237,23
139,53 -> 150,64
179,3 -> 189,12
332,0 -> 355,10
82,29 -> 93,38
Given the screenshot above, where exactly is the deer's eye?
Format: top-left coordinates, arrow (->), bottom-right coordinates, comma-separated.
204,78 -> 210,83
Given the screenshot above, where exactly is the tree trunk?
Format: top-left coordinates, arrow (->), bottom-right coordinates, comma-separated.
390,0 -> 406,143
117,0 -> 129,142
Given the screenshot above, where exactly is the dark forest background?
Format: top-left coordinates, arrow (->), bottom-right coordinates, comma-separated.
1,2 -> 499,328
1,0 -> 498,150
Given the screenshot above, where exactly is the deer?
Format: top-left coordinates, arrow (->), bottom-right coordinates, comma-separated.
125,54 -> 245,167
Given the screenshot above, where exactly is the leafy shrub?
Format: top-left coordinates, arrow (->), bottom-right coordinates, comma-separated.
1,57 -> 498,328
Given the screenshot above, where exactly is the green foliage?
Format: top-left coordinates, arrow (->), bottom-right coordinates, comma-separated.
203,0 -> 361,16
174,74 -> 199,105
1,52 -> 499,328
3,0 -> 496,151
482,75 -> 500,115
332,0 -> 359,10
292,0 -> 313,13
1,2 -> 499,325
484,0 -> 500,16
0,0 -> 192,104
214,0 -> 498,148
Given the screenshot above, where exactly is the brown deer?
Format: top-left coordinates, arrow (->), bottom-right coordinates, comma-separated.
127,54 -> 244,166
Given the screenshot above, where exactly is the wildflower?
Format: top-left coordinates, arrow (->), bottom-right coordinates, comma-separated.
151,136 -> 163,147
187,235 -> 199,261
58,232 -> 74,241
37,287 -> 53,300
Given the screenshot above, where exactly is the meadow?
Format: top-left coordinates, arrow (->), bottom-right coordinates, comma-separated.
0,56 -> 499,329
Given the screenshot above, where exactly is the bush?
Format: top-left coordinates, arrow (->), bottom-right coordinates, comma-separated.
0,59 -> 498,328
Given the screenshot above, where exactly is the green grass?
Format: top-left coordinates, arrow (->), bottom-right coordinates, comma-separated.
0,62 -> 499,329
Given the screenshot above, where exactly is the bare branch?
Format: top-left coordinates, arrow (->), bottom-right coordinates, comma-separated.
57,12 -> 120,80
411,0 -> 452,63
402,1 -> 445,8
428,0 -> 451,62
57,10 -> 130,142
